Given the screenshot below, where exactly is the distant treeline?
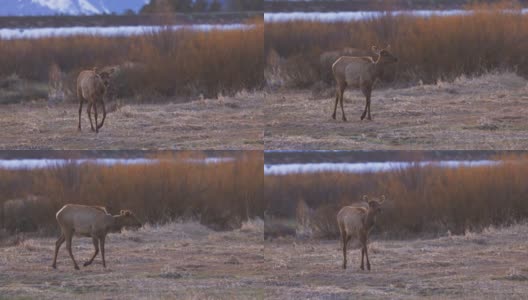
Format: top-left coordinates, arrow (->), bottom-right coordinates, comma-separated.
141,0 -> 262,13
0,12 -> 261,28
264,0 -> 528,12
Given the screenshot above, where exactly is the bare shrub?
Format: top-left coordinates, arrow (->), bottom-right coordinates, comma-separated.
265,2 -> 528,88
2,195 -> 53,234
0,20 -> 264,102
265,155 -> 528,238
0,152 -> 264,235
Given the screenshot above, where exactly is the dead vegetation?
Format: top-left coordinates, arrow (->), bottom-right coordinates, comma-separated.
0,151 -> 264,234
0,91 -> 263,149
0,220 -> 266,299
265,154 -> 528,239
264,223 -> 528,299
0,20 -> 263,102
265,2 -> 528,88
265,72 -> 528,149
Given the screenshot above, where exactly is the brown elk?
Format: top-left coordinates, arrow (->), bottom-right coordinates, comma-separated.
77,68 -> 114,133
332,45 -> 397,121
319,47 -> 377,83
337,195 -> 385,270
51,204 -> 141,270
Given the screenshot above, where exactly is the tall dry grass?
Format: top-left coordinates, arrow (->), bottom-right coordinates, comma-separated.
0,20 -> 263,101
265,156 -> 528,238
265,1 -> 528,87
0,151 -> 264,235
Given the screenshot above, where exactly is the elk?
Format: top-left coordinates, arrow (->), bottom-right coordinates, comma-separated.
332,45 -> 397,121
337,195 -> 385,270
51,204 -> 142,270
77,67 -> 114,133
319,47 -> 377,84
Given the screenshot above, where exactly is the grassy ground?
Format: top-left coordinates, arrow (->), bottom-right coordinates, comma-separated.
264,72 -> 528,150
0,220 -> 265,299
264,223 -> 528,299
0,92 -> 263,150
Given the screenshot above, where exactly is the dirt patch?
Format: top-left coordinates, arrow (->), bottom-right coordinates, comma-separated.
264,223 -> 528,299
265,72 -> 528,149
0,221 -> 265,299
0,92 -> 263,150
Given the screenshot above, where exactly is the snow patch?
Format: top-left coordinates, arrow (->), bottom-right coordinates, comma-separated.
264,160 -> 500,175
0,24 -> 254,39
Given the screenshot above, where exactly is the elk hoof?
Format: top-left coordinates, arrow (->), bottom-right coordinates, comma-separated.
360,265 -> 364,271
74,265 -> 80,270
83,261 -> 91,267
51,264 -> 57,269
332,113 -> 336,120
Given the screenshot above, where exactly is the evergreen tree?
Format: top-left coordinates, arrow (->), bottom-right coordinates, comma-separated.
169,0 -> 193,12
209,0 -> 222,12
193,0 -> 209,12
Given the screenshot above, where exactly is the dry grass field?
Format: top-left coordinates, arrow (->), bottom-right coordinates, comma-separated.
0,220 -> 265,299
0,92 -> 263,149
264,223 -> 528,299
264,72 -> 528,150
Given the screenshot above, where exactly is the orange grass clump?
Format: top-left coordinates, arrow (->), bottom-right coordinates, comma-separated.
0,20 -> 263,100
265,1 -> 528,86
0,151 -> 264,234
265,155 -> 528,238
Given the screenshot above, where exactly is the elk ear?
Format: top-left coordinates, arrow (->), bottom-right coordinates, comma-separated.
120,210 -> 126,215
371,45 -> 379,53
362,195 -> 369,203
380,195 -> 386,203
385,44 -> 391,51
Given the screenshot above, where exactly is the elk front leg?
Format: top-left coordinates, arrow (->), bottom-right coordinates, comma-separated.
97,101 -> 106,131
360,84 -> 372,121
341,232 -> 347,269
364,245 -> 371,270
78,100 -> 83,131
339,85 -> 347,121
87,102 -> 95,132
93,102 -> 99,133
84,236 -> 99,267
360,247 -> 365,270
65,232 -> 79,270
100,235 -> 106,268
367,92 -> 372,121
